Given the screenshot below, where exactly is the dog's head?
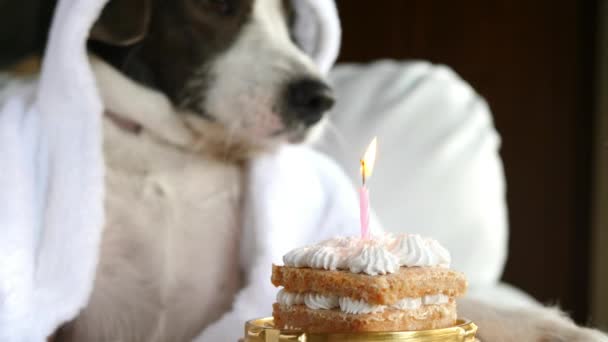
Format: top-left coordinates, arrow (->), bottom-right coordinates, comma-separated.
92,0 -> 334,152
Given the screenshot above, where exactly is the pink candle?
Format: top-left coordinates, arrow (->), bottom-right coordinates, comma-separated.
359,186 -> 370,239
359,137 -> 377,239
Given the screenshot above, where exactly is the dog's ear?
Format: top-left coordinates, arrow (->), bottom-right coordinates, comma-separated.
90,0 -> 151,46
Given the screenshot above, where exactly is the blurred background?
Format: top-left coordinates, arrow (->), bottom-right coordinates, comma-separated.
335,0 -> 607,329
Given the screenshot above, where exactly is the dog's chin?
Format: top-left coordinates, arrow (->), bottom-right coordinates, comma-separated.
271,125 -> 310,144
238,125 -> 311,152
181,110 -> 322,162
286,128 -> 310,143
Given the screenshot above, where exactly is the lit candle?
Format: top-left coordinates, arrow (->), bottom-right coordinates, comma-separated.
360,137 -> 377,239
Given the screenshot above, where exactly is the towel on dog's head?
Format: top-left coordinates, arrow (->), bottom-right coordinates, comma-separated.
0,0 -> 342,340
291,0 -> 341,74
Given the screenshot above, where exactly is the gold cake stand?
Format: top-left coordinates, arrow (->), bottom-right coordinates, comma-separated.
243,317 -> 478,341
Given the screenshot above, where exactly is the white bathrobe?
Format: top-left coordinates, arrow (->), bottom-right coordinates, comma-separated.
0,0 -> 520,341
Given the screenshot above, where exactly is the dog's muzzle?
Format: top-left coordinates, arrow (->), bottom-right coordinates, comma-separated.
286,78 -> 335,127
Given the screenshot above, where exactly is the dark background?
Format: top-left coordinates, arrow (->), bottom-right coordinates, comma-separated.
335,0 -> 599,323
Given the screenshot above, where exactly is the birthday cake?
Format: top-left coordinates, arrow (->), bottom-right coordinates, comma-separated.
271,234 -> 467,333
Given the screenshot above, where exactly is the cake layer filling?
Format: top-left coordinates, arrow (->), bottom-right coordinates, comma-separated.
283,234 -> 451,275
277,289 -> 450,315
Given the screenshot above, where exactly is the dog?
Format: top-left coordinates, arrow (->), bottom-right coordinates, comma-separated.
4,0 -> 333,341
1,0 -> 607,341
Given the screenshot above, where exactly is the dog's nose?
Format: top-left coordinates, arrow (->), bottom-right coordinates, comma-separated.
287,79 -> 335,126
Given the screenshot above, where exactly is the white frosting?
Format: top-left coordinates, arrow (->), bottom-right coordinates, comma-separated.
283,233 -> 450,275
304,293 -> 339,310
276,289 -> 306,306
422,293 -> 450,305
339,297 -> 386,314
348,244 -> 399,275
276,290 -> 450,315
392,297 -> 423,310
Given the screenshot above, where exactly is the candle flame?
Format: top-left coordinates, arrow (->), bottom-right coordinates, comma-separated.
360,137 -> 378,183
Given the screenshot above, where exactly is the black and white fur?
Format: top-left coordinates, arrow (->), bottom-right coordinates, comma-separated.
55,0 -> 333,340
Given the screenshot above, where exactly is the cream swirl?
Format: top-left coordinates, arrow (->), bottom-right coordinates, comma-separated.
276,289 -> 306,306
276,290 -> 339,310
392,297 -> 422,310
277,290 -> 451,314
282,233 -> 450,275
422,293 -> 449,305
348,244 -> 399,275
389,234 -> 451,268
304,293 -> 339,310
339,297 -> 386,314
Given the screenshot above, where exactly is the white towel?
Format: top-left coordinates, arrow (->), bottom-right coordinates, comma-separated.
291,0 -> 341,74
0,0 -> 106,340
0,0 -> 342,341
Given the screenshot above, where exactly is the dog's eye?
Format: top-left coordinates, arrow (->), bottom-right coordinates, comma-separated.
197,0 -> 235,16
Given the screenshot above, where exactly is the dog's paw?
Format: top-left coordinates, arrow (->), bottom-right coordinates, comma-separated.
536,320 -> 608,342
460,298 -> 608,342
529,307 -> 608,342
538,328 -> 608,342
